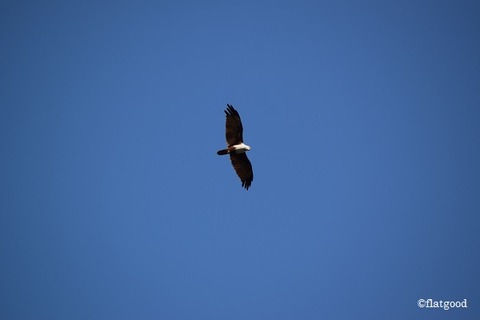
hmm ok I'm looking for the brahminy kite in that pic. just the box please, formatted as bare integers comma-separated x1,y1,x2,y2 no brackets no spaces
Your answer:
217,104,254,190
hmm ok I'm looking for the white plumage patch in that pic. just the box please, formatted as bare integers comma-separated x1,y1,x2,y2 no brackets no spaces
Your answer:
232,143,251,153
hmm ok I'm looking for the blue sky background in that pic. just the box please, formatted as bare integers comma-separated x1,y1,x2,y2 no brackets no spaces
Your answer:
1,1,479,319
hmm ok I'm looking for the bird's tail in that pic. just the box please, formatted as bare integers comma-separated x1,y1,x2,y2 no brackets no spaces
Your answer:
217,149,229,155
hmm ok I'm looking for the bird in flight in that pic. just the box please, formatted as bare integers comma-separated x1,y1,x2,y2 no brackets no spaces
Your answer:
217,104,254,190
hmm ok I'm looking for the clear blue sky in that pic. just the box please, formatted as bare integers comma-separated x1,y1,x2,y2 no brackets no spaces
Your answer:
1,1,479,319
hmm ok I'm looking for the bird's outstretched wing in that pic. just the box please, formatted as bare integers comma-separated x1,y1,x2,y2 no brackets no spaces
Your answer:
224,104,243,146
230,153,253,190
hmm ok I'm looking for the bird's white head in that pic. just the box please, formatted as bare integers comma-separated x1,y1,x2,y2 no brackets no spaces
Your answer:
234,142,251,152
